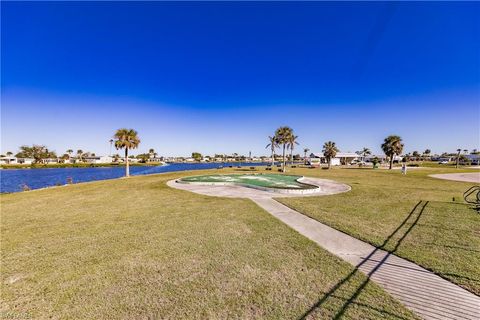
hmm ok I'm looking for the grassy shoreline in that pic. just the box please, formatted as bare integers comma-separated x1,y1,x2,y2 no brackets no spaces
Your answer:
0,162,164,170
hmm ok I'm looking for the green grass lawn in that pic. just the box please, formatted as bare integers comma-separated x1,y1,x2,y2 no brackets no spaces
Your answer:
1,170,417,319
277,166,480,295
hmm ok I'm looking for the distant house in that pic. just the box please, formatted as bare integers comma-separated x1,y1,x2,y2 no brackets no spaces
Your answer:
465,154,480,165
43,158,59,164
364,155,403,163
431,156,453,163
17,158,34,165
309,152,359,166
84,155,114,164
0,156,18,164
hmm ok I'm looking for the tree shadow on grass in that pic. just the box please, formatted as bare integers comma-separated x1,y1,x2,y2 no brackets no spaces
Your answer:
298,200,428,319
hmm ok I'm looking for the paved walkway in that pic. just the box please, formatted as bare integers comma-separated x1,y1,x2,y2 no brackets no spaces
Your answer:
430,172,480,183
167,178,480,320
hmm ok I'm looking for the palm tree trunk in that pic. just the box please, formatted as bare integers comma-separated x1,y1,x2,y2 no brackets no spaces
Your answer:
271,149,275,166
389,155,393,170
125,148,130,177
290,149,293,165
282,144,286,172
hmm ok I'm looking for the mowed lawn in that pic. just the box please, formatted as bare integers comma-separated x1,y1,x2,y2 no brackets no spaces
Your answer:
278,167,480,295
0,170,418,320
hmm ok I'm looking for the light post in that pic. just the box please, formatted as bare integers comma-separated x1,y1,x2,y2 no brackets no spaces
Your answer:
109,139,114,156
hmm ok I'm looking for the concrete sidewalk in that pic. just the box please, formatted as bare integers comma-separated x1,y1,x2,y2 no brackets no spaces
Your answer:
253,198,480,320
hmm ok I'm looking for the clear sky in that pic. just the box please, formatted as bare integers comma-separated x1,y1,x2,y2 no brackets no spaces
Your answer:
1,2,479,157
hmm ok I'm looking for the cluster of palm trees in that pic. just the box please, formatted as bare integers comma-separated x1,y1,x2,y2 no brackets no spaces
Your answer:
265,126,300,172
266,132,408,171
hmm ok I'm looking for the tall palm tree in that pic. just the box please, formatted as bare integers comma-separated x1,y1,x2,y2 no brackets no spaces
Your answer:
303,148,310,164
6,151,13,157
66,149,73,159
275,126,293,172
76,149,84,163
265,135,278,166
381,135,404,170
361,147,371,161
114,128,141,177
288,135,299,165
323,141,339,169
456,148,462,168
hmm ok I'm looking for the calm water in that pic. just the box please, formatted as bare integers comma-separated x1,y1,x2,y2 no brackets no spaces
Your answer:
0,162,269,193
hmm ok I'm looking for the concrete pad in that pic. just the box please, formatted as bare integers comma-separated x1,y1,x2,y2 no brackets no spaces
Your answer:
430,172,480,183
167,177,351,199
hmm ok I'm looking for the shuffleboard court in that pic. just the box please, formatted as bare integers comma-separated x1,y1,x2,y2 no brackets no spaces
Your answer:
173,174,350,196
179,173,316,190
429,172,480,183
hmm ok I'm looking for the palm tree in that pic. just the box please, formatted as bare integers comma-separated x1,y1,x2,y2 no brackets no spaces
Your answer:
76,149,84,163
303,148,310,164
456,148,462,168
275,126,293,172
6,151,13,157
66,149,73,160
423,149,431,160
113,128,141,177
148,148,155,161
381,135,404,169
265,136,278,166
323,141,339,169
288,135,299,165
361,147,371,161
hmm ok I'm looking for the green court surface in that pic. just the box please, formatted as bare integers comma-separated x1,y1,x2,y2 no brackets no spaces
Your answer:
179,174,317,189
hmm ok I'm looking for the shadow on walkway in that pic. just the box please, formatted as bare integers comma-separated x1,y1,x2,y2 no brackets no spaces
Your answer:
298,200,428,319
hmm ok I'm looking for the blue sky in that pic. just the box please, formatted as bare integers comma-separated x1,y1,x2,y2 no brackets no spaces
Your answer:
1,2,479,156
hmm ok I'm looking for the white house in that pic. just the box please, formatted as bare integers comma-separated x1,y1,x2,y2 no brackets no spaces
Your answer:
84,155,114,164
0,156,18,164
43,158,59,164
17,158,34,165
309,152,359,166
